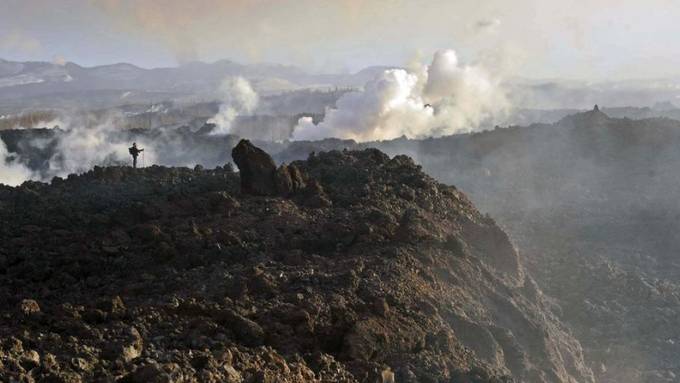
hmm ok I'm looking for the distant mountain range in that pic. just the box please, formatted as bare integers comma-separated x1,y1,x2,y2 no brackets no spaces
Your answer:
0,58,390,112
3,57,680,113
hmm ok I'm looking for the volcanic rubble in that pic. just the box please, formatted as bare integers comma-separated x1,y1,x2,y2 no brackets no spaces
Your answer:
0,140,594,383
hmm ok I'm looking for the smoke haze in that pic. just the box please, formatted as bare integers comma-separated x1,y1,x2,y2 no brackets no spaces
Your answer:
45,114,157,177
4,0,680,80
0,138,33,186
3,2,680,382
0,112,159,185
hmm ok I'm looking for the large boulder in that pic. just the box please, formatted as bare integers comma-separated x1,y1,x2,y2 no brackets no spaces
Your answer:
231,139,278,196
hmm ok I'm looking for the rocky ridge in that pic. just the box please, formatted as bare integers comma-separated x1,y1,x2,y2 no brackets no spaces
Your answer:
0,140,593,382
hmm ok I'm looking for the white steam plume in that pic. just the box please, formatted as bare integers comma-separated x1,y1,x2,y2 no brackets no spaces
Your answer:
293,49,509,142
208,77,259,135
0,138,34,186
44,113,157,178
4,112,158,183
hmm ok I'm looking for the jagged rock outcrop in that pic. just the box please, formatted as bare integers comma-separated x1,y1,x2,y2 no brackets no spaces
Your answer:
275,163,306,197
0,143,593,382
232,139,278,195
232,139,306,198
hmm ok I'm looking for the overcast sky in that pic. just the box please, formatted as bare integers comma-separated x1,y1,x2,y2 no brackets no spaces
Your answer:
2,0,680,80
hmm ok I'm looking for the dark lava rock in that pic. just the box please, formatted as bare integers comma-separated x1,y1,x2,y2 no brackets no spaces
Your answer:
102,326,144,362
217,309,265,347
232,139,278,196
300,179,332,208
275,164,306,197
0,146,594,382
19,299,41,316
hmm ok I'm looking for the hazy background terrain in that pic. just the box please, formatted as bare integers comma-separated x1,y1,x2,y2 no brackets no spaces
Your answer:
4,1,680,382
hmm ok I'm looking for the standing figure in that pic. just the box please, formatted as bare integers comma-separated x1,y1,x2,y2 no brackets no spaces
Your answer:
128,142,144,168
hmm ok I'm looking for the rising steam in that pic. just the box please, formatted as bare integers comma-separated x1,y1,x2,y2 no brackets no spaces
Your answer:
0,139,33,186
207,77,259,135
45,114,155,177
4,113,158,183
292,49,508,142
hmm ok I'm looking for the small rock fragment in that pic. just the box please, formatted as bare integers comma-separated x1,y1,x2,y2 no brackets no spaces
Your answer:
21,350,40,370
20,299,40,316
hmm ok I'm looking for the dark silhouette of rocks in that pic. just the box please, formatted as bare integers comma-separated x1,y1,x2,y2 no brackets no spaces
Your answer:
0,143,594,382
232,140,310,200
232,139,307,198
232,139,278,196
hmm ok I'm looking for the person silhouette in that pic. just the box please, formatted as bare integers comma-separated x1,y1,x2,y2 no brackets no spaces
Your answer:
128,142,144,168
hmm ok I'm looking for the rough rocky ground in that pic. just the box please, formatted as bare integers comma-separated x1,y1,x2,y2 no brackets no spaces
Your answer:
259,109,680,383
0,141,593,382
407,110,680,383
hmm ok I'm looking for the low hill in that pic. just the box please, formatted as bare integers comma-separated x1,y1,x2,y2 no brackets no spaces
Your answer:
0,142,593,382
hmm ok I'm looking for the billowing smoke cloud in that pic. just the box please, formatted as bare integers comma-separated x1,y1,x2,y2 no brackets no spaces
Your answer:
293,49,508,142
0,138,33,186
207,77,259,135
44,113,157,178
0,112,158,184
